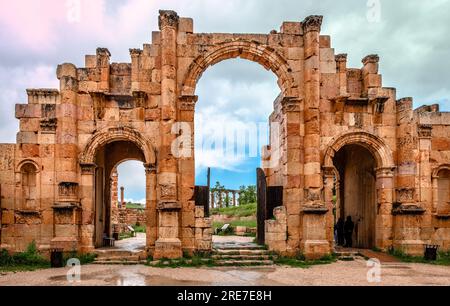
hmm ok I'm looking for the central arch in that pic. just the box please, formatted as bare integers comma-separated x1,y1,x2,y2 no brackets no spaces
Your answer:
183,40,294,248
181,39,296,97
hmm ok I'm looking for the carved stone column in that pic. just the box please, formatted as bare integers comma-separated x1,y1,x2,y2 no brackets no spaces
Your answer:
154,10,183,259
79,163,97,253
281,96,303,254
376,167,395,251
302,15,323,202
323,167,336,247
145,164,158,255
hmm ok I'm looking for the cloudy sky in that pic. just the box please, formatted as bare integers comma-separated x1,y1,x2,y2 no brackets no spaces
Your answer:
1,0,449,203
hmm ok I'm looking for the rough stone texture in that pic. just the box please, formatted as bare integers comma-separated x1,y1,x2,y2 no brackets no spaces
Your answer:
0,11,449,260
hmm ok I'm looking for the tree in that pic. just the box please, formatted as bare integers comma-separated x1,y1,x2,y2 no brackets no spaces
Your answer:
238,185,257,205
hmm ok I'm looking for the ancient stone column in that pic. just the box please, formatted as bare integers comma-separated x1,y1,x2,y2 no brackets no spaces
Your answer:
376,167,395,251
301,15,330,259
145,164,158,254
53,63,79,251
154,10,183,260
210,192,215,210
79,164,96,253
232,191,237,207
218,192,223,209
302,15,323,204
120,187,125,208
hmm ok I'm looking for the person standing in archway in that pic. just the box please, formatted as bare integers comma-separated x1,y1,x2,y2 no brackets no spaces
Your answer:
344,216,355,248
336,217,345,246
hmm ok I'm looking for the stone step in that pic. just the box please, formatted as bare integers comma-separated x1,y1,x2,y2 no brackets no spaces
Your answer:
214,249,271,256
93,260,147,265
94,250,146,259
214,260,274,266
94,255,143,262
213,245,266,251
212,254,275,260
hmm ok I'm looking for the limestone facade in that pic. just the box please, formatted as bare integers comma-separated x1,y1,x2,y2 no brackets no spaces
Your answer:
0,10,449,259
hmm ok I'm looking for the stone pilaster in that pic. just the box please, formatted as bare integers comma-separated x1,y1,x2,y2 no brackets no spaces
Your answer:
155,10,182,259
145,164,158,255
301,15,330,259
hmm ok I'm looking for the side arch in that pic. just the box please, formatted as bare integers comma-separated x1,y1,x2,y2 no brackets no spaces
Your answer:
323,131,395,170
181,39,297,97
432,164,450,178
79,126,156,166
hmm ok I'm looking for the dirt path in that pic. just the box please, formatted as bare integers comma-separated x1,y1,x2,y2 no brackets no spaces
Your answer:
1,259,449,286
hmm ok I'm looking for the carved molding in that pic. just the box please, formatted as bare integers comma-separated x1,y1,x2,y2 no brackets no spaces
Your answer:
157,201,181,211
281,97,301,114
418,124,433,138
376,167,396,178
179,95,199,111
371,96,390,114
40,118,57,133
159,10,179,29
396,188,415,204
58,182,78,202
392,203,425,215
80,163,96,175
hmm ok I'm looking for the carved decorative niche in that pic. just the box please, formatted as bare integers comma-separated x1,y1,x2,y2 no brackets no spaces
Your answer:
58,182,79,203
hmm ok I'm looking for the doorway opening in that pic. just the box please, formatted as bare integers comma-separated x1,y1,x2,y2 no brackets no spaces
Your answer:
333,144,377,249
193,58,279,247
93,140,147,252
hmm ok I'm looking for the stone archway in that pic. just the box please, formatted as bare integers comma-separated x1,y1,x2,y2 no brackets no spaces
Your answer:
178,39,297,249
80,126,156,166
181,39,296,97
78,127,157,253
323,131,395,251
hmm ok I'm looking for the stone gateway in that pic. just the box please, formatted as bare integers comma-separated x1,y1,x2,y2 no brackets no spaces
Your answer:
0,10,449,260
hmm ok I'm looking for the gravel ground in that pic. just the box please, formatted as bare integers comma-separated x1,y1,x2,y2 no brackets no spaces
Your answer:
0,259,449,286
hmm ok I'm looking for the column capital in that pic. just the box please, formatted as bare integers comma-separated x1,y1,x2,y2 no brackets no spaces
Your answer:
144,163,157,174
178,95,198,111
129,48,143,57
376,166,396,178
80,163,97,175
302,15,323,33
281,97,302,114
335,53,348,63
159,10,179,29
362,54,380,65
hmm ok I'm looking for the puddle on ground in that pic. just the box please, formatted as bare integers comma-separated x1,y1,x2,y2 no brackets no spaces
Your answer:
49,271,210,286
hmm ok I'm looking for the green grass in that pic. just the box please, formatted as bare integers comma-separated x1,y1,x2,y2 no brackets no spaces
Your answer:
0,241,51,273
389,249,450,266
274,254,337,268
211,203,257,217
126,203,145,210
213,220,257,237
133,225,146,233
